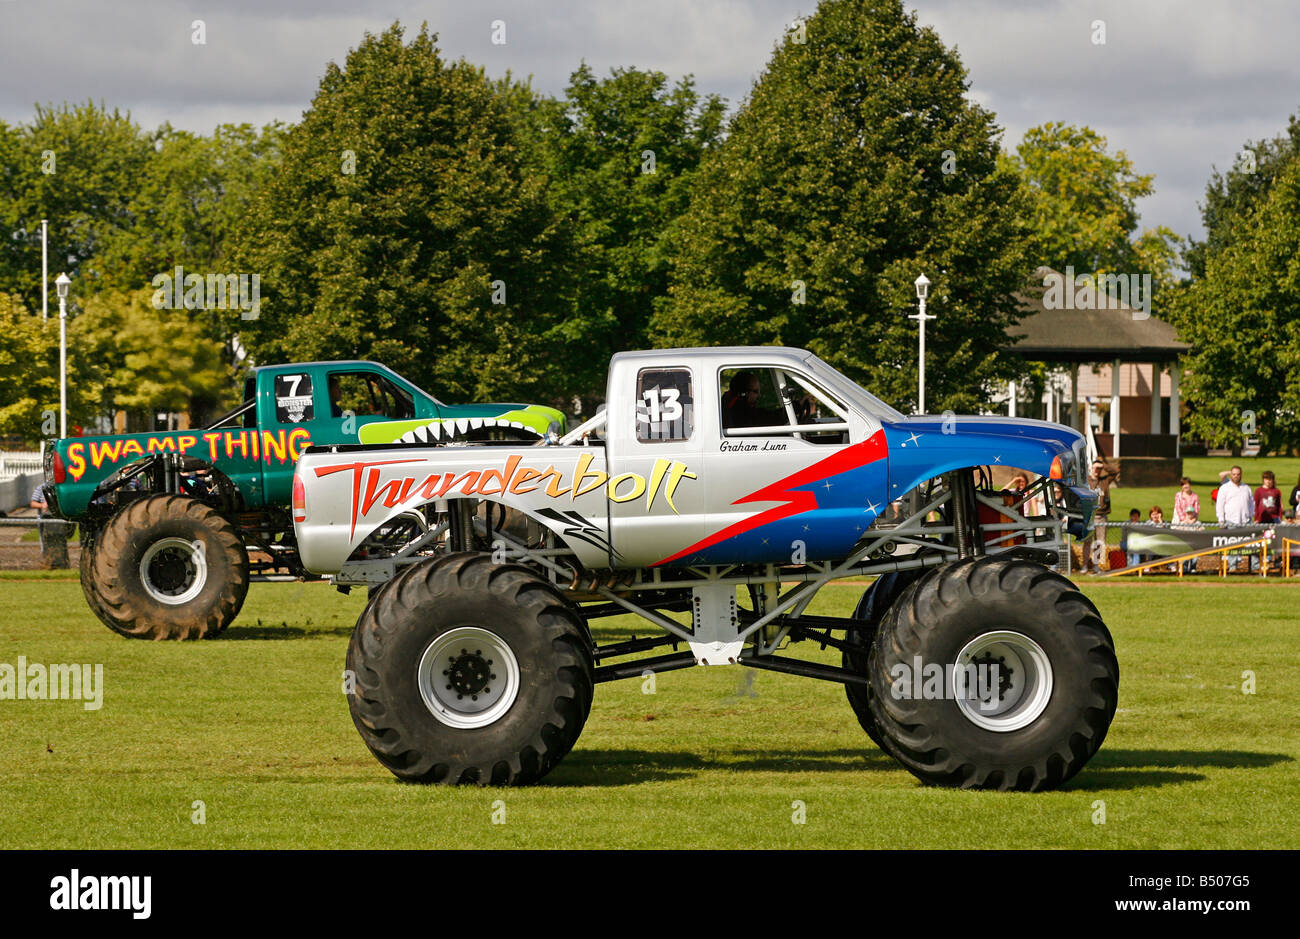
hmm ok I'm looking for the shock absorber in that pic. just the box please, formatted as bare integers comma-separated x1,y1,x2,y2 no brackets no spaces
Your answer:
448,499,478,553
950,468,984,560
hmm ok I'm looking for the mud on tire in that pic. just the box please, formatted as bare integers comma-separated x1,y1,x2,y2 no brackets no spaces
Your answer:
87,494,249,640
346,552,594,785
868,557,1118,791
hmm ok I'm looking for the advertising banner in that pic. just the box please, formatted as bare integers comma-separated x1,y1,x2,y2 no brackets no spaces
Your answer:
1121,523,1299,557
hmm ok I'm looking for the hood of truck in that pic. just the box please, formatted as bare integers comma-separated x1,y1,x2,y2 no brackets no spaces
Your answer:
887,414,1083,449
357,403,566,445
881,414,1086,500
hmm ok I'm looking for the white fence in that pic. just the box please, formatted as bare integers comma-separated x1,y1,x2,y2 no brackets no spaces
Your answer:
0,451,42,480
0,472,43,514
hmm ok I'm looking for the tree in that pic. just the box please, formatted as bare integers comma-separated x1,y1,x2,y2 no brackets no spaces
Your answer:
0,102,154,311
0,293,60,441
52,289,234,432
93,123,285,293
516,64,725,405
0,292,112,443
1183,115,1300,279
232,24,569,404
1009,123,1174,274
1170,154,1300,452
651,0,1035,414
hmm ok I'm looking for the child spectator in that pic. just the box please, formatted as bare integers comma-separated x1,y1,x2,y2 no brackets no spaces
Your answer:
1121,508,1142,567
1173,477,1200,524
1255,471,1283,524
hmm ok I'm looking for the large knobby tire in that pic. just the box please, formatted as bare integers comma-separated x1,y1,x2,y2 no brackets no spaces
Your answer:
868,557,1118,791
78,535,121,632
88,495,249,640
842,571,922,750
346,552,594,785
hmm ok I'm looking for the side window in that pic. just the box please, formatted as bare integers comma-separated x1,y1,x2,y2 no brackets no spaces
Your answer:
720,367,849,445
274,373,315,424
376,375,415,419
327,372,415,420
636,368,694,442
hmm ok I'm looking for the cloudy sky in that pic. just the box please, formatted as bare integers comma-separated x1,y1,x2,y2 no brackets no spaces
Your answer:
2,0,1297,242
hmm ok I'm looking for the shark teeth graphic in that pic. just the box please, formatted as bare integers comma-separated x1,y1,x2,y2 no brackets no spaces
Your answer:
393,417,545,445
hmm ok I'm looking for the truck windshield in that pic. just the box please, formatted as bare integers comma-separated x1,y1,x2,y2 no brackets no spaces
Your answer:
802,353,905,422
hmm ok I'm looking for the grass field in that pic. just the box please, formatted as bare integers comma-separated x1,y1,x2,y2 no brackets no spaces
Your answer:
0,571,1297,849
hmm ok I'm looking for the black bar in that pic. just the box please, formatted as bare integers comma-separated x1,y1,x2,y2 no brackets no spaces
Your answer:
593,634,681,660
740,652,869,686
594,651,696,683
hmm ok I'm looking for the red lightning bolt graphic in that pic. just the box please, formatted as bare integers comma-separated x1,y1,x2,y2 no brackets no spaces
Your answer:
653,429,888,566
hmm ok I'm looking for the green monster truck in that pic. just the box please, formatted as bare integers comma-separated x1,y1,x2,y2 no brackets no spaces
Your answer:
43,360,564,640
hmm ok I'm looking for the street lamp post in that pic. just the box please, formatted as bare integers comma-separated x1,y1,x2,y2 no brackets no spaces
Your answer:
41,219,48,323
909,273,933,414
56,272,70,438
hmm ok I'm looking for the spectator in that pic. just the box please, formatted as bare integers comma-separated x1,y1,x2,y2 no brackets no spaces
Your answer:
1002,473,1043,516
1172,477,1201,574
1216,466,1254,526
1148,505,1180,572
1216,465,1254,571
1084,459,1118,573
29,483,49,553
1289,473,1300,517
1121,508,1142,567
1254,470,1283,524
1173,477,1200,524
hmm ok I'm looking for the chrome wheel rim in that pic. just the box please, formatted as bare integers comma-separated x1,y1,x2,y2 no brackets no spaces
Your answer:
139,538,208,605
416,627,520,729
952,630,1053,732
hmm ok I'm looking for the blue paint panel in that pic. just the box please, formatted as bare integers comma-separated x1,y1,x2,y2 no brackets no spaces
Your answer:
676,458,889,565
882,418,1079,503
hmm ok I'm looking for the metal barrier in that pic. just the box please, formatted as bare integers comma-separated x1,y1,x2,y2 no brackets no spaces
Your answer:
0,517,74,528
1103,536,1275,578
1285,539,1300,578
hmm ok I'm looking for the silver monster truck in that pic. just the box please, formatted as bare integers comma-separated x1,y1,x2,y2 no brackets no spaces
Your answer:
294,347,1117,790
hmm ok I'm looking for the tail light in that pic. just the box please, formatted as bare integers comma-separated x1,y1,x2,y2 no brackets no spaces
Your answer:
292,475,306,523
51,450,66,484
1048,455,1066,480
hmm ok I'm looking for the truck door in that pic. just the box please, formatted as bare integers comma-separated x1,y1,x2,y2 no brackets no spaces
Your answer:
681,363,887,566
318,368,420,441
606,365,708,567
257,370,320,505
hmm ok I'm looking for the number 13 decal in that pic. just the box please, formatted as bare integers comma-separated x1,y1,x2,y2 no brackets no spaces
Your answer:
640,388,682,423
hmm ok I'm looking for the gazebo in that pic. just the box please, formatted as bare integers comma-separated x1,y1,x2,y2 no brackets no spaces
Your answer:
1003,270,1190,486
